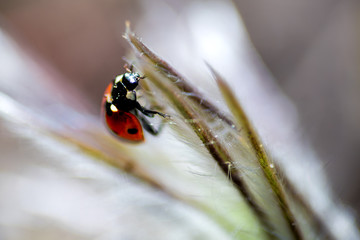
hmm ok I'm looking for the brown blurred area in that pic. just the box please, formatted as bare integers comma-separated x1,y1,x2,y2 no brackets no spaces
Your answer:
0,0,359,219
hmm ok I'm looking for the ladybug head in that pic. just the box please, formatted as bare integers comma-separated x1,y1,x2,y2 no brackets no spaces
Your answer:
122,72,141,90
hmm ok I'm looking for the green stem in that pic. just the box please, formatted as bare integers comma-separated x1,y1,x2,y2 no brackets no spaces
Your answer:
209,65,303,240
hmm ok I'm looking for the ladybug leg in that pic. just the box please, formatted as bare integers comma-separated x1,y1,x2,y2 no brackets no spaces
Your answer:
137,113,162,135
135,101,169,118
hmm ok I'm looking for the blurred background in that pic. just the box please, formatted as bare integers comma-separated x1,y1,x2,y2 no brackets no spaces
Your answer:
0,0,359,225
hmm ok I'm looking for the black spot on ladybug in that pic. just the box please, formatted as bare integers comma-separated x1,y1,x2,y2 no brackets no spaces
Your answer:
127,128,138,134
105,102,113,116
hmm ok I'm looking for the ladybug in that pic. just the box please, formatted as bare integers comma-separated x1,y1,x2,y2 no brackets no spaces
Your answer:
102,65,167,142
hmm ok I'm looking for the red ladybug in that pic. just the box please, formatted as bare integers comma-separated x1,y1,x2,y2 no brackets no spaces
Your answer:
102,65,167,142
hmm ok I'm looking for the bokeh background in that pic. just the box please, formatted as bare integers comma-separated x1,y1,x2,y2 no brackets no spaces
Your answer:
0,0,359,223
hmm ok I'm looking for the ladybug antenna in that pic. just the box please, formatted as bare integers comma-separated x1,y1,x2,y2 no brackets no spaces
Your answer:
124,63,133,73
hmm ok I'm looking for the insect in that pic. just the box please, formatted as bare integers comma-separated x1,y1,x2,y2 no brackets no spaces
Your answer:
102,65,167,142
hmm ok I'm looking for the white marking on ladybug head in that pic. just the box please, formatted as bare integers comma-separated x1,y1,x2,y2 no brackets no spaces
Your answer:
114,75,123,84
